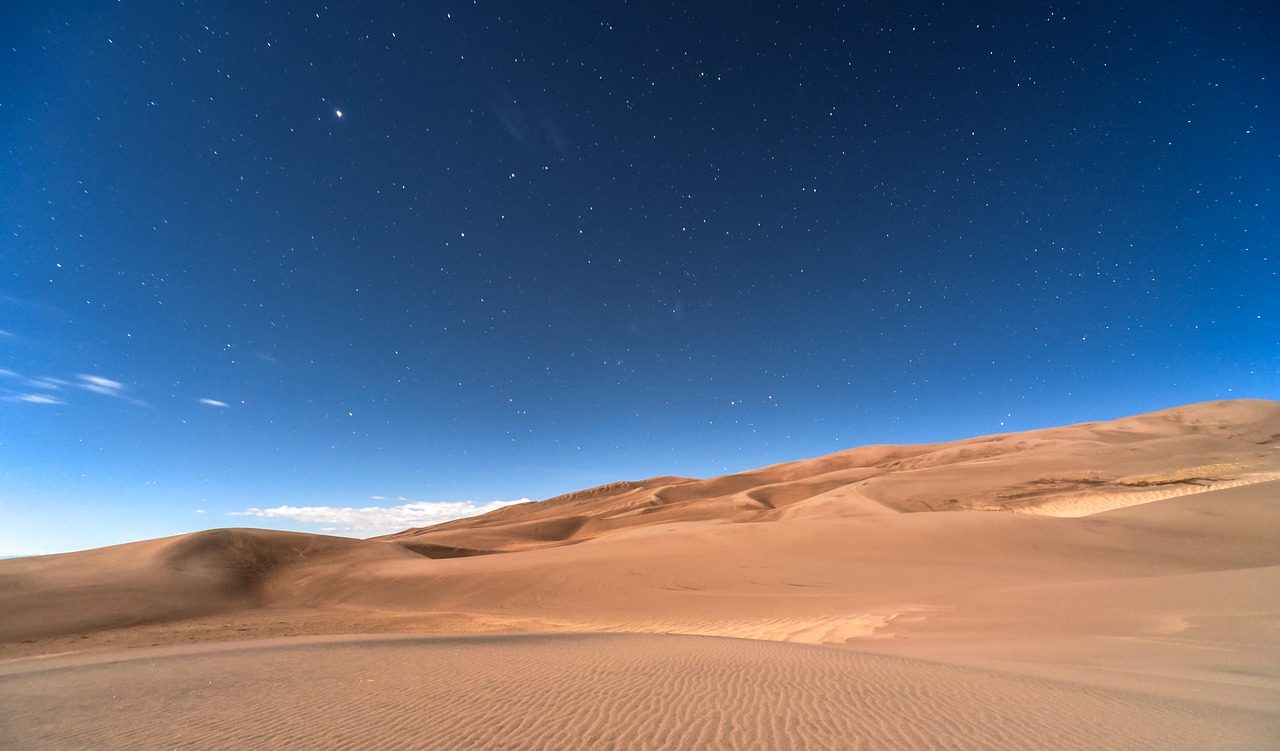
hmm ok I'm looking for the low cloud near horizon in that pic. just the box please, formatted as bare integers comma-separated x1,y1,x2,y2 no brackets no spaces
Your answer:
230,498,529,534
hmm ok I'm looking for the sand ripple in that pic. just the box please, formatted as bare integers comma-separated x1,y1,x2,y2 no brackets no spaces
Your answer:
2,633,1271,751
558,611,923,644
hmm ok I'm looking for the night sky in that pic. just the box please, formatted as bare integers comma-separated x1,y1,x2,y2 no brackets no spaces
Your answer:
3,1,1277,556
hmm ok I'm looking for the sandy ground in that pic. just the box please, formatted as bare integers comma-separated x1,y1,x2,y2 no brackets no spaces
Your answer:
2,399,1278,749
3,633,1274,751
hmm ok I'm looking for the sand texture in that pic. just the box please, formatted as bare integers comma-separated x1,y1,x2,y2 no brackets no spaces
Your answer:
2,398,1278,749
3,633,1273,751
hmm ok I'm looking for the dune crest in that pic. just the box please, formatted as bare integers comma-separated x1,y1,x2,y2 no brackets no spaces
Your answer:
382,398,1280,550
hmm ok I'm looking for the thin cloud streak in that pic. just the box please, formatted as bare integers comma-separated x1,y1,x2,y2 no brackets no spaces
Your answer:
76,374,126,396
75,374,146,405
28,376,68,390
14,393,65,405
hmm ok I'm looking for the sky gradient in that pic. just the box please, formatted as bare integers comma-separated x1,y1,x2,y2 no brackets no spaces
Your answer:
3,1,1277,556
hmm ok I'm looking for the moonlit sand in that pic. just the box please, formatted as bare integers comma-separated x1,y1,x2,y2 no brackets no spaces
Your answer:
2,399,1278,749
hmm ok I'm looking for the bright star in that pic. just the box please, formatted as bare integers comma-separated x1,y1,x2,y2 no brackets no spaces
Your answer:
335,109,343,118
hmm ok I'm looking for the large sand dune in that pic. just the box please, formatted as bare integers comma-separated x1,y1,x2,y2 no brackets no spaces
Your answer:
2,399,1278,748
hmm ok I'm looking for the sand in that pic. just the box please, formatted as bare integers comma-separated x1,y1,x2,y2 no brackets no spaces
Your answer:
3,633,1273,751
2,398,1278,749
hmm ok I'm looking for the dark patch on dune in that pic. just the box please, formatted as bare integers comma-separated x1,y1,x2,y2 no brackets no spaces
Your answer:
394,542,496,559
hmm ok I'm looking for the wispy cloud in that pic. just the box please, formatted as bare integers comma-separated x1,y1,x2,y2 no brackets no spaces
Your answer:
198,398,231,408
1,370,63,404
28,376,68,390
230,498,529,534
1,369,146,406
75,374,146,405
15,393,64,405
76,374,126,396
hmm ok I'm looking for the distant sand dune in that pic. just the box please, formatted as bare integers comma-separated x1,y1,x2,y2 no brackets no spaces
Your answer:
383,399,1280,550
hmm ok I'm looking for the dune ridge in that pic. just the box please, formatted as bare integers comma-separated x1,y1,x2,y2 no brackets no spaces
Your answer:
382,398,1280,551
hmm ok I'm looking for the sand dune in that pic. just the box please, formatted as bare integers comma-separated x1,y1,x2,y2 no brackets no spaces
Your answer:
383,398,1280,550
0,528,422,645
1,399,1278,749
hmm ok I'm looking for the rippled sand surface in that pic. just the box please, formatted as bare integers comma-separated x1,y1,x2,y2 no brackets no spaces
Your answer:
4,633,1274,751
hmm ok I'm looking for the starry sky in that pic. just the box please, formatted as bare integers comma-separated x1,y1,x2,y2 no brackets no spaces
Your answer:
2,1,1277,556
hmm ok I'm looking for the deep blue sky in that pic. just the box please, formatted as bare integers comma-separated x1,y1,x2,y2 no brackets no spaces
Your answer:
3,1,1277,555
